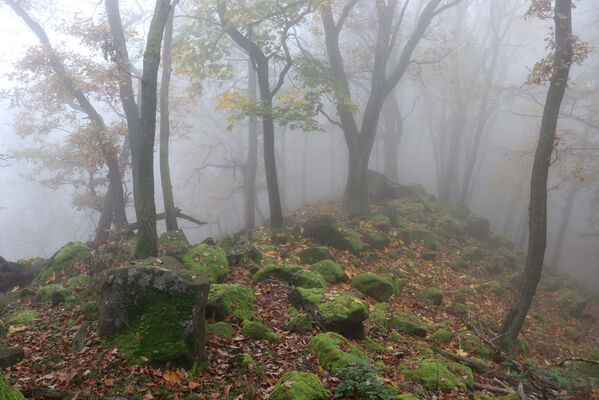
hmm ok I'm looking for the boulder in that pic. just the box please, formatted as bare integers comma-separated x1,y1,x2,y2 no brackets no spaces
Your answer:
99,265,210,367
0,346,24,369
159,230,191,261
183,244,229,283
297,247,332,265
252,264,303,284
0,257,42,292
268,372,331,400
207,321,234,340
466,214,490,239
0,370,25,399
463,246,486,262
390,312,427,338
367,213,391,232
286,307,314,333
351,272,394,302
308,332,367,370
303,215,364,254
206,284,255,322
420,286,443,306
290,288,368,339
398,358,473,391
361,229,389,250
32,242,91,285
366,170,413,202
448,202,470,220
241,320,280,343
310,260,347,283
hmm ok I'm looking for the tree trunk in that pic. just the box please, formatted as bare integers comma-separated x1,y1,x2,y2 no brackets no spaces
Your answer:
133,0,171,258
439,100,467,205
301,133,309,202
244,32,258,230
342,141,372,217
497,0,573,354
383,95,402,181
550,185,577,270
261,97,284,229
159,0,179,232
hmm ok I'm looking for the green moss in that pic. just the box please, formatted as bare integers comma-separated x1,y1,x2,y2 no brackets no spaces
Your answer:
361,229,389,250
310,260,346,283
106,292,195,365
338,225,365,254
0,321,5,336
303,215,364,254
397,395,422,400
241,320,280,343
391,313,427,338
463,246,486,262
556,288,578,307
287,307,314,333
364,337,390,354
8,310,40,325
564,326,581,340
64,274,92,289
81,301,98,318
293,271,327,289
370,302,390,334
252,264,303,284
517,336,530,356
269,372,331,400
351,272,394,302
488,281,506,297
368,213,391,232
579,348,599,378
388,331,403,341
421,286,443,306
421,251,438,260
429,329,451,344
318,294,369,333
297,247,332,265
308,332,367,371
439,215,465,238
398,205,425,223
399,358,473,391
0,371,26,399
207,321,235,340
450,260,470,271
35,284,65,302
399,228,440,250
448,203,469,220
183,244,229,283
241,352,254,368
33,242,91,284
208,284,255,322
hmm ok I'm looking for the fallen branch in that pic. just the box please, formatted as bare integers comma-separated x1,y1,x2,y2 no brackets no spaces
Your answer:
19,388,73,399
557,357,599,366
473,382,515,395
517,382,527,400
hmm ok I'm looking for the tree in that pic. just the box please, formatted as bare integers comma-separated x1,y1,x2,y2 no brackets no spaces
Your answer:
496,0,579,354
319,0,459,217
4,0,129,241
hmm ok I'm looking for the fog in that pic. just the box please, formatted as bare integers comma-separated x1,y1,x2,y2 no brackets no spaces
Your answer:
0,0,597,291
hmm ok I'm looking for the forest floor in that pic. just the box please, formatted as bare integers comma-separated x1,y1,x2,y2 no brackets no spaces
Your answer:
1,193,598,400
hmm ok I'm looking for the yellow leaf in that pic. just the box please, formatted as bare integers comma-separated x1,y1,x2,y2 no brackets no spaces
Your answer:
8,324,27,333
9,286,19,293
45,272,56,284
456,349,468,357
352,298,362,304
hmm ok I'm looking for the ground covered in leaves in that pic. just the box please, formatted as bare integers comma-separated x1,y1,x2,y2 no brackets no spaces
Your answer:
1,193,598,400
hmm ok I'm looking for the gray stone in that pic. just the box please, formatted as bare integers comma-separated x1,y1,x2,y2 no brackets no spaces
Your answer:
0,346,24,369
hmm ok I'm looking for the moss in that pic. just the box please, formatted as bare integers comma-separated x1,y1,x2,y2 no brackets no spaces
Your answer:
303,215,364,254
293,271,327,289
310,260,346,283
517,336,530,356
429,329,451,344
207,321,235,340
8,310,40,325
368,213,391,232
297,247,332,265
351,272,394,302
391,313,427,338
183,244,229,283
0,371,26,400
399,228,440,250
106,291,195,366
318,294,369,333
338,225,365,254
556,288,578,307
579,348,599,378
397,205,425,223
448,203,469,220
308,332,367,371
421,251,438,260
81,301,98,318
564,326,581,340
489,248,516,273
0,321,5,336
241,320,280,343
252,264,303,284
208,284,255,322
35,284,66,302
463,246,486,262
33,242,91,284
450,260,470,271
287,307,314,333
269,372,331,400
399,358,473,391
64,274,92,289
364,337,390,354
388,331,403,341
439,215,465,238
370,302,390,334
397,395,422,400
361,229,389,250
488,281,506,297
421,286,443,306
241,353,254,368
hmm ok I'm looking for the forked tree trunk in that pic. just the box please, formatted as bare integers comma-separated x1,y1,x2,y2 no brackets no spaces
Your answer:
159,0,179,232
497,0,573,354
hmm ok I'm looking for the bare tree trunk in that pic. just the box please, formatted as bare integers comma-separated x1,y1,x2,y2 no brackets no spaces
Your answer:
383,95,403,181
159,0,179,232
497,0,573,354
133,0,171,258
439,99,466,205
302,133,309,202
550,185,577,270
244,31,258,230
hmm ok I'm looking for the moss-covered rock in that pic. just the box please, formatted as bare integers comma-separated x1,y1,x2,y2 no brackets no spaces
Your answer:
391,313,427,338
310,260,347,284
351,272,394,302
399,228,440,250
33,242,91,285
361,229,390,250
421,286,443,306
308,332,367,371
207,321,234,340
268,372,331,400
439,215,465,239
8,310,39,325
206,284,254,322
183,244,229,283
252,264,303,284
370,302,390,334
368,213,391,232
466,214,490,238
463,246,486,262
303,215,364,254
159,230,191,261
448,203,470,220
287,307,314,333
293,271,327,289
99,265,210,367
398,358,473,391
429,329,452,344
297,247,332,265
397,204,426,223
0,370,26,400
290,288,369,339
421,251,438,261
241,320,280,343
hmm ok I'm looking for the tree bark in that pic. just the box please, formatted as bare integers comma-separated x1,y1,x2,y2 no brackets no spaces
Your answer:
244,28,258,230
549,185,577,270
159,0,179,232
382,95,403,182
497,0,573,354
133,0,171,258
